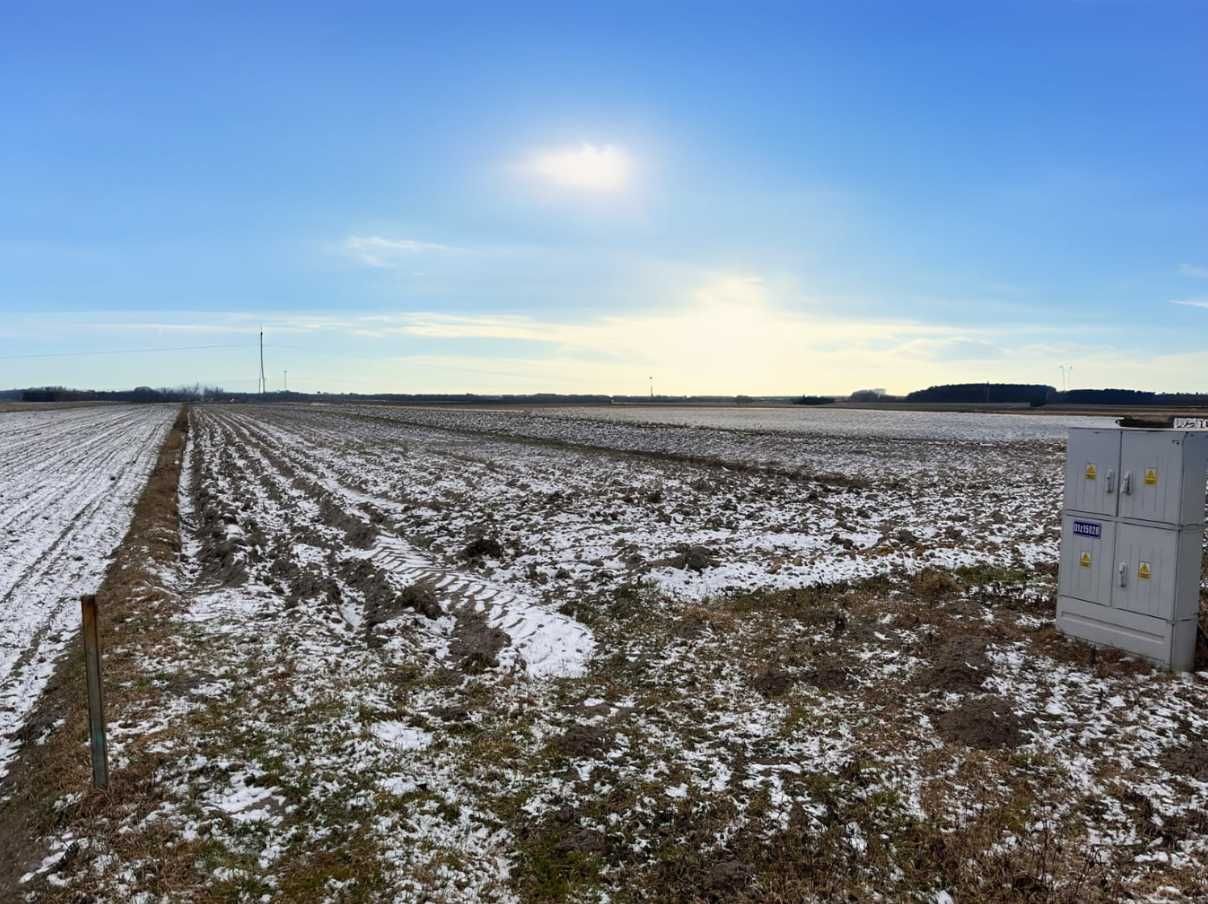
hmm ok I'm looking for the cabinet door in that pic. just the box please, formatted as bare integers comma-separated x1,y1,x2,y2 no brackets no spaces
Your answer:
1058,515,1116,607
1110,521,1178,619
1118,432,1186,525
1064,429,1121,517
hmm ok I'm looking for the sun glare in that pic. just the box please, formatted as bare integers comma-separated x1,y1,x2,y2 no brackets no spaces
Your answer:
525,142,631,193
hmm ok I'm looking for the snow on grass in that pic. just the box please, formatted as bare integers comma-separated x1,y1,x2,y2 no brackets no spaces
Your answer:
370,720,432,751
21,403,1208,902
0,404,175,780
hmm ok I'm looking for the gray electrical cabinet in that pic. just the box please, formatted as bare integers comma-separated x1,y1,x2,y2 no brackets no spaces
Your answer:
1056,428,1208,670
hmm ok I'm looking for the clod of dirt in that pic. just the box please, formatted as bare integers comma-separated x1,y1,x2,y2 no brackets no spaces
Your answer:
803,662,851,691
1158,742,1208,781
337,558,429,634
558,825,607,857
432,704,470,723
398,582,441,620
522,805,609,860
752,667,793,698
363,579,442,628
674,544,716,572
829,533,856,550
317,497,378,549
284,565,341,609
197,526,248,586
703,860,754,899
551,724,611,759
916,635,991,694
461,534,504,560
911,568,960,600
448,611,508,673
935,696,1031,750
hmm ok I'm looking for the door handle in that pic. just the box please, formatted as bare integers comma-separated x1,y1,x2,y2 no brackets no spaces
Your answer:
1118,562,1128,587
1105,470,1115,494
1121,471,1133,495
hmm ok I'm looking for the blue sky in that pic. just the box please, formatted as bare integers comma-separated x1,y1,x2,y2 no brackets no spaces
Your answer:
2,2,1206,394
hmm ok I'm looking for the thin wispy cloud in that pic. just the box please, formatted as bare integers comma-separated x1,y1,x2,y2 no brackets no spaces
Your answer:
341,235,456,268
1171,298,1208,309
6,287,1204,394
1179,263,1208,279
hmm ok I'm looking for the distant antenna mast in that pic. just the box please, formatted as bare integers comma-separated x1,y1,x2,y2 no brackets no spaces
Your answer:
1059,363,1074,393
259,329,266,395
283,370,288,392
649,376,653,399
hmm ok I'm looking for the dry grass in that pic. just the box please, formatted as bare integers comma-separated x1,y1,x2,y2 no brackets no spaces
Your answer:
451,570,1208,903
0,405,190,897
4,408,1206,901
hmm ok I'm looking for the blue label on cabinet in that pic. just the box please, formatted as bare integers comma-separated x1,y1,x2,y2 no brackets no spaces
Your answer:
1072,520,1102,539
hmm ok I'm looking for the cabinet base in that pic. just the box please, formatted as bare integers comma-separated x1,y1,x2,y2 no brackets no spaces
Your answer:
1056,596,1196,671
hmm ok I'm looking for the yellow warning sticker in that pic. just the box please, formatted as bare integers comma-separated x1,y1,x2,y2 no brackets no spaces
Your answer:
1138,561,1152,580
1144,468,1158,486
1079,552,1092,568
1085,463,1097,479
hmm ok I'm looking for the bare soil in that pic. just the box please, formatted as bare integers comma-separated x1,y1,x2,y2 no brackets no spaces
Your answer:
934,695,1033,750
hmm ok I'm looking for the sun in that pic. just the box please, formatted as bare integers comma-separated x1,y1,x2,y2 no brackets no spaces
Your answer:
524,142,631,193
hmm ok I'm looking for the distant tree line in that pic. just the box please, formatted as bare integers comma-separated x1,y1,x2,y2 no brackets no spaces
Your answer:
906,383,1056,404
1061,388,1208,406
906,384,1208,406
18,385,225,403
848,388,891,402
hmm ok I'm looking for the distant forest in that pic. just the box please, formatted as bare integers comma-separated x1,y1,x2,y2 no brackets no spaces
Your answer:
906,383,1208,406
906,384,1056,404
7,386,622,405
11,385,225,403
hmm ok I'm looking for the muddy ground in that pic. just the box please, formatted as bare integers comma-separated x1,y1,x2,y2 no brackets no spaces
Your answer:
4,403,1207,903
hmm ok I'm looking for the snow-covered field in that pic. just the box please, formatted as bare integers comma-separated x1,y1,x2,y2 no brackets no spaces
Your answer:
0,404,175,779
15,403,1208,902
248,402,1076,602
531,403,1115,441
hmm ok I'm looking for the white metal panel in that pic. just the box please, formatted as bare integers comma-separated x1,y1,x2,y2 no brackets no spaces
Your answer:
1063,429,1121,517
1118,431,1189,525
1178,432,1208,528
1057,514,1115,607
1111,521,1179,619
1173,527,1205,621
1056,596,1196,670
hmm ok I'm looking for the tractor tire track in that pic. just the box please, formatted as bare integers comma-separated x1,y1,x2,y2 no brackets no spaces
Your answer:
197,407,594,678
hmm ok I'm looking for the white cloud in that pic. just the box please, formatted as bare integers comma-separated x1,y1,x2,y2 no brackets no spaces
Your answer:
522,143,631,193
1170,298,1208,309
1179,263,1208,279
341,235,455,268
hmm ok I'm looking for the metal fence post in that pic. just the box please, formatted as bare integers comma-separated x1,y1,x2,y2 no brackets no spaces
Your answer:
80,594,109,789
